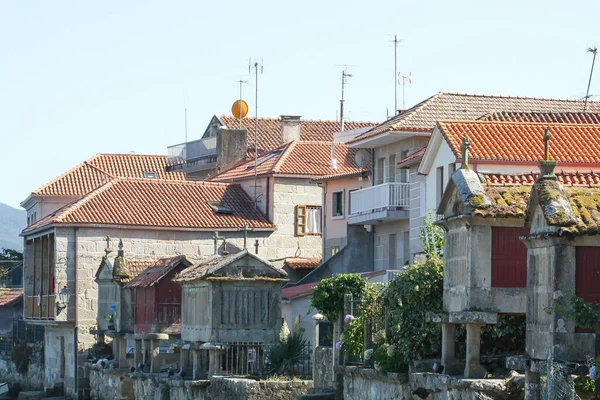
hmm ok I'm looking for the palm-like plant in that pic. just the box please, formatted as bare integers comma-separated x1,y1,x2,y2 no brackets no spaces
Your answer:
267,320,308,376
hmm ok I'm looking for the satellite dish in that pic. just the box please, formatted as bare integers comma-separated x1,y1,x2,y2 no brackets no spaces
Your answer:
354,149,371,169
231,100,249,120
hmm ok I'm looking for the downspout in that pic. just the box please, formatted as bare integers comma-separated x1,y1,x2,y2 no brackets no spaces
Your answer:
74,227,79,398
265,177,271,221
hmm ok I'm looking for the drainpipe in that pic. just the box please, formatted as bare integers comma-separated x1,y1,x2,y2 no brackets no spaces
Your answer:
74,227,79,398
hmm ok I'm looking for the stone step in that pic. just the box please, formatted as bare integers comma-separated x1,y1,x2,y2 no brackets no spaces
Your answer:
297,392,335,400
17,391,47,400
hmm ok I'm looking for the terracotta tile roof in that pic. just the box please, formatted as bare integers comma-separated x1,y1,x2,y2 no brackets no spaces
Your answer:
438,121,600,164
284,258,321,271
397,147,427,168
218,115,377,155
22,178,274,234
483,171,600,187
481,111,600,124
32,154,186,197
125,260,158,282
0,288,23,307
311,170,369,182
124,256,192,288
282,281,320,300
209,141,364,182
350,92,600,144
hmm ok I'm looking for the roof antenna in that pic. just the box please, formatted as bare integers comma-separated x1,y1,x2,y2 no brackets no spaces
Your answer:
236,78,249,129
332,68,352,170
390,35,403,114
183,91,188,143
400,73,412,111
249,58,264,209
584,47,598,112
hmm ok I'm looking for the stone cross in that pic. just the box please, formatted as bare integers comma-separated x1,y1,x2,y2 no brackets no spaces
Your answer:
212,231,224,255
543,128,551,161
237,223,255,250
254,240,259,255
103,236,112,257
460,137,471,169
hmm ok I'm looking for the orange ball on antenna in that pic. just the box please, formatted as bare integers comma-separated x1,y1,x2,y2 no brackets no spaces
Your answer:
232,100,248,120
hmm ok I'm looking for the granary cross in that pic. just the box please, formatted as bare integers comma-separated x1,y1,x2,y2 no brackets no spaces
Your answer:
543,128,551,161
212,231,225,255
237,223,255,250
103,236,112,257
460,137,471,169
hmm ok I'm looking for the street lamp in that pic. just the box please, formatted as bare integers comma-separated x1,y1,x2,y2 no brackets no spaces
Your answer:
56,286,70,315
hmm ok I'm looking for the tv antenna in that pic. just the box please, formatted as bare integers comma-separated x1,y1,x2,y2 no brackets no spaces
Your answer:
584,47,598,112
399,73,412,111
249,58,264,209
236,77,249,129
390,35,403,114
331,67,353,170
183,91,188,143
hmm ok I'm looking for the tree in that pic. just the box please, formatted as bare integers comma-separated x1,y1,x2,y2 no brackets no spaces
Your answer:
0,248,23,285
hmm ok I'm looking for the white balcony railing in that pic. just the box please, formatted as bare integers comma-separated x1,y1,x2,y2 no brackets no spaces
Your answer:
167,136,217,165
350,183,410,215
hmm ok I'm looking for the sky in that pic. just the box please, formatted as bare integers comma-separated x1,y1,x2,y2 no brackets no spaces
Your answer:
1,0,600,208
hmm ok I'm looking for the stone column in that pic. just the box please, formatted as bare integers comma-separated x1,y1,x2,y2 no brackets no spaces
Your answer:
312,313,324,380
180,344,191,376
464,323,486,378
142,339,150,367
150,339,161,373
118,338,128,369
525,369,541,400
207,347,220,377
192,348,201,380
133,339,142,368
441,324,461,375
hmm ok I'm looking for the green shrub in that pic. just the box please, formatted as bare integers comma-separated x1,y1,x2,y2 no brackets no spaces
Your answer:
311,273,367,322
266,320,308,376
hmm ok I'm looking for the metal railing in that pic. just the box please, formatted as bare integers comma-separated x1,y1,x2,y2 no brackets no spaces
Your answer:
349,183,410,215
217,341,312,378
167,136,217,165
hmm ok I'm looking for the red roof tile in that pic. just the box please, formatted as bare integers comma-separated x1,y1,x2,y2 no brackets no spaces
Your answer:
350,92,600,144
22,178,274,234
481,111,600,124
282,281,320,300
397,147,427,168
32,154,185,197
482,171,600,187
438,121,600,165
0,288,23,307
210,141,364,181
219,115,377,155
124,256,192,288
284,258,321,271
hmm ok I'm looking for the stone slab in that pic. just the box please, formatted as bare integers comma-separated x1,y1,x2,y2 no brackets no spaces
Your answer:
426,311,498,324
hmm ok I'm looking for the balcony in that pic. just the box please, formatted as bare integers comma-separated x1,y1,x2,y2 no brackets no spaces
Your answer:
25,294,55,320
348,183,410,225
167,137,217,172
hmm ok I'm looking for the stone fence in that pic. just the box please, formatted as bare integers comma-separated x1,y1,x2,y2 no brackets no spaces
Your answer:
88,364,312,400
0,342,44,395
338,366,525,400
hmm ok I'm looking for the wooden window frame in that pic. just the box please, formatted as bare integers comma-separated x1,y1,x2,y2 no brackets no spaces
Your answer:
296,204,322,236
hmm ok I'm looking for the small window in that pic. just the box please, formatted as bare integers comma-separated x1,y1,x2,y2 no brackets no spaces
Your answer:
144,172,158,179
436,166,444,207
247,150,283,170
296,205,322,236
208,201,232,214
332,191,344,217
27,216,30,226
331,246,339,256
375,158,385,185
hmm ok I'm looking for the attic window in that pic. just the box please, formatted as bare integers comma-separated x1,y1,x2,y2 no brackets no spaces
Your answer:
247,150,282,170
144,172,158,179
208,201,233,214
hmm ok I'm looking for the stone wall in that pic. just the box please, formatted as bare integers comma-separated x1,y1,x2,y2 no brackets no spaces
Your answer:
89,367,134,400
0,343,44,394
313,347,334,391
339,367,524,400
206,377,312,400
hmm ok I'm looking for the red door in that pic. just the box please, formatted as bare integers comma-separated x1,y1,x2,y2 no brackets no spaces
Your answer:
491,227,528,288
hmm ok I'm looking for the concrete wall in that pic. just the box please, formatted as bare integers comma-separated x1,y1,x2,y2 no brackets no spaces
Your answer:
296,224,373,285
322,176,368,261
281,295,313,345
217,129,248,174
374,219,410,271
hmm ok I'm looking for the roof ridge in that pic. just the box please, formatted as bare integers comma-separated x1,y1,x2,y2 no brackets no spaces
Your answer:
83,160,115,179
219,114,377,124
109,177,233,187
440,92,600,103
271,141,297,173
53,179,118,223
31,157,105,195
94,153,169,158
438,120,600,128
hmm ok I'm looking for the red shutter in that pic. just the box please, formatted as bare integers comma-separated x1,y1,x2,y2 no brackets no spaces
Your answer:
491,227,528,288
575,247,600,332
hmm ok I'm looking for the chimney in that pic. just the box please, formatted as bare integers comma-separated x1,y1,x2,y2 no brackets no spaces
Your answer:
280,115,302,145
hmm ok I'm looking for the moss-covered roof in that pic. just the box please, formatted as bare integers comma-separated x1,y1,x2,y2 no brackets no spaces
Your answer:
473,172,600,235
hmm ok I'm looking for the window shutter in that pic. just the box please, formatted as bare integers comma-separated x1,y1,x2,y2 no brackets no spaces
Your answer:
296,205,307,236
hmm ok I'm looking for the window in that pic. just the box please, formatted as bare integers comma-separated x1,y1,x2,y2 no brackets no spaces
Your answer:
348,189,358,215
296,205,322,236
403,231,410,265
375,158,385,185
27,216,30,226
247,150,283,170
143,171,158,179
386,155,396,183
332,191,344,217
436,166,444,207
331,246,339,257
448,163,456,179
208,201,232,214
389,233,397,269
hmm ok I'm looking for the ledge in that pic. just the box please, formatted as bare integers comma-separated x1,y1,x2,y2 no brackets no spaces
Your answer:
426,311,498,324
336,366,409,384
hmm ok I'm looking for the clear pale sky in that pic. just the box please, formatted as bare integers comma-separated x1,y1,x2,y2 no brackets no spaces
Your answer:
1,1,599,208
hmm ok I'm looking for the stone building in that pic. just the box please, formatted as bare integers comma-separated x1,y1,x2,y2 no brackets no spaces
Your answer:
166,114,377,179
174,249,288,378
21,176,274,399
209,140,367,269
